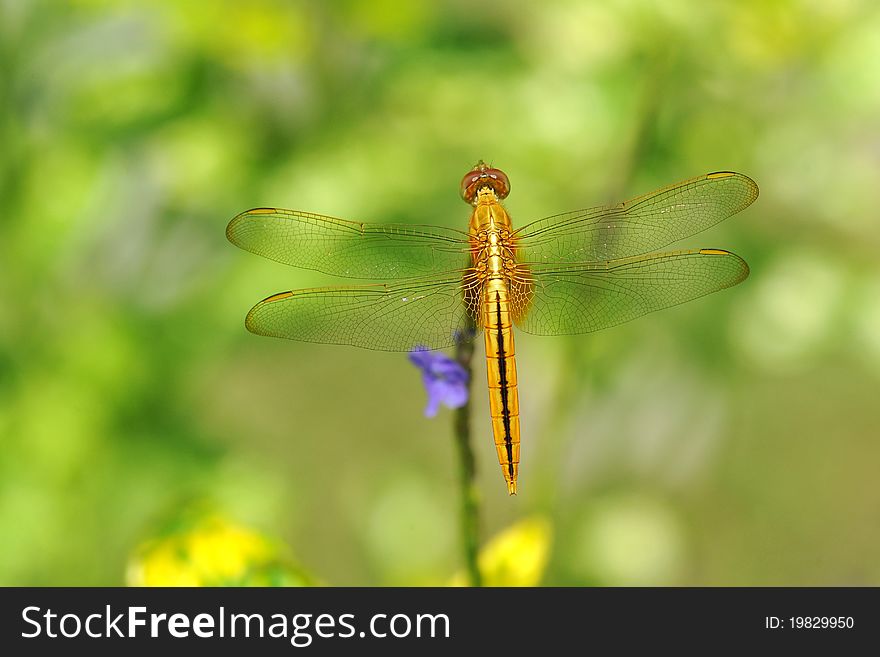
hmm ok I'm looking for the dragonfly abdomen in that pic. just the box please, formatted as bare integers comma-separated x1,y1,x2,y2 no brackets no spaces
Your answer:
483,278,521,495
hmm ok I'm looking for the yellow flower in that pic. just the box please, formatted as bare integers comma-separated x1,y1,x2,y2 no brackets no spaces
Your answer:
450,517,552,587
127,513,314,587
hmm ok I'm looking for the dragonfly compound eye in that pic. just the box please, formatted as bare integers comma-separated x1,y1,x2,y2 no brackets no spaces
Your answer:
460,160,511,204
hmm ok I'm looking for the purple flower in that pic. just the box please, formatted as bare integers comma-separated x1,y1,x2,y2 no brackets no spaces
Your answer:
408,347,469,417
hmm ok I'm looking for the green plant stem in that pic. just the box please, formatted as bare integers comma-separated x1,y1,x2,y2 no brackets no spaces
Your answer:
454,328,482,587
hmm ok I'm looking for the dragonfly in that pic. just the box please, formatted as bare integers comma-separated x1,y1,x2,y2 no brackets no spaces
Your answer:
227,162,758,495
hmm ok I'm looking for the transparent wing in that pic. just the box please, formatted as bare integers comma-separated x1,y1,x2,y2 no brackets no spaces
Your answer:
514,172,758,264
227,208,472,279
245,272,483,352
510,249,748,336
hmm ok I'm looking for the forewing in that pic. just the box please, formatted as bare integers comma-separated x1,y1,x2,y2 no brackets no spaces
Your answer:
245,273,483,351
227,208,472,279
511,249,748,336
514,172,758,263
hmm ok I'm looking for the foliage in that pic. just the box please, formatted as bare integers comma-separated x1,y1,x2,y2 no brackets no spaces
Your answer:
1,0,879,585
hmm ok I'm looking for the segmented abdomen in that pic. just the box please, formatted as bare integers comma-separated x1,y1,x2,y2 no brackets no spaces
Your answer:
483,277,520,495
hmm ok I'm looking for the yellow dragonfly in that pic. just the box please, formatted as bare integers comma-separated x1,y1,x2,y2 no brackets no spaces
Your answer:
227,162,758,495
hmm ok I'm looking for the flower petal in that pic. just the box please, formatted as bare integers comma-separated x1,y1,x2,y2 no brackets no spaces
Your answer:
409,347,469,417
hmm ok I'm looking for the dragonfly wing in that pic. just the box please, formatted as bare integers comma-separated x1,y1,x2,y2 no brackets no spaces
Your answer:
227,208,472,279
245,273,483,351
514,172,758,263
511,249,748,336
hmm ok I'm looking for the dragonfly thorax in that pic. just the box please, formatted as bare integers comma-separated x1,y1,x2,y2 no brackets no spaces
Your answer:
468,189,514,238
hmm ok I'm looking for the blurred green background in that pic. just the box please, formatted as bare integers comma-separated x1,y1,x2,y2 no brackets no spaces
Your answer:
2,0,879,586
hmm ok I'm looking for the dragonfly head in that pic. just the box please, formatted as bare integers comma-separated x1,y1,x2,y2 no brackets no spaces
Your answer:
460,160,510,205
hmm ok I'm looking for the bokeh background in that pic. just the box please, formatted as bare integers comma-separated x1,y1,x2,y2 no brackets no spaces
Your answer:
2,0,879,586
